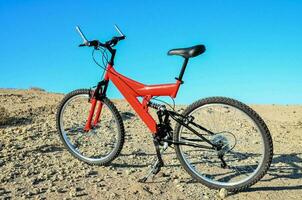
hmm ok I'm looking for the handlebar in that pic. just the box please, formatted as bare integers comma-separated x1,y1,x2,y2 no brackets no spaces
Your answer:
76,25,126,50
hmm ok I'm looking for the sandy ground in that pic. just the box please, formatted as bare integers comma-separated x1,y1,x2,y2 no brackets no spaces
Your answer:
0,89,301,199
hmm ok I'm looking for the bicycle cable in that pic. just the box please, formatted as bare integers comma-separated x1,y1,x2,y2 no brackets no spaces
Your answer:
92,48,109,79
91,48,142,97
151,96,176,111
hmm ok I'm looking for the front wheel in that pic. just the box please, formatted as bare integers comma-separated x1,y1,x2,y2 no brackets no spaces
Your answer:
174,97,273,192
56,89,125,165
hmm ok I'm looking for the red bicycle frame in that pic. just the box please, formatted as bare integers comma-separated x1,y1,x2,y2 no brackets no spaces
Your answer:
84,64,182,134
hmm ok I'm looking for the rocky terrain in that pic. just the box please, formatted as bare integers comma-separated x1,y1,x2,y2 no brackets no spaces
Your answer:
0,88,301,199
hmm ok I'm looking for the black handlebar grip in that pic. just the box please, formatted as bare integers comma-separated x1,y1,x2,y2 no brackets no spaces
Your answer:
79,44,86,47
89,40,99,47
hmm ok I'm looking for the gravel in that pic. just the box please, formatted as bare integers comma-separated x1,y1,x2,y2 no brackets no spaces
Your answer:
0,89,301,199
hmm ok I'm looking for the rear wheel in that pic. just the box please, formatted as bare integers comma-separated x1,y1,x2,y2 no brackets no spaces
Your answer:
174,97,273,192
56,89,125,165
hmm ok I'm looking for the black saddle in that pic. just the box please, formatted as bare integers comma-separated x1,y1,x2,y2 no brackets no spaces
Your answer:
167,45,206,59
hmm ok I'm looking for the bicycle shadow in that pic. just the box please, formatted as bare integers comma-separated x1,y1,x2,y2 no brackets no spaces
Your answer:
120,111,136,120
112,152,302,193
244,153,302,192
111,151,181,168
0,116,33,128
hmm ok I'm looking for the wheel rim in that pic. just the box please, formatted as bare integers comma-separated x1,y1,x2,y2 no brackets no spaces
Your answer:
178,103,265,187
59,94,120,163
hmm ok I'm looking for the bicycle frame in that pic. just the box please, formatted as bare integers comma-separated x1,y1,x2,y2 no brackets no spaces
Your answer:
84,64,182,134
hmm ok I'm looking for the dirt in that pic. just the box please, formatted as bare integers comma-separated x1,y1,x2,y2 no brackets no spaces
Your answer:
0,89,301,199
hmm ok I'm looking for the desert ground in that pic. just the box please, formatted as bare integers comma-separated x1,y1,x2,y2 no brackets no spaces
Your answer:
0,88,301,199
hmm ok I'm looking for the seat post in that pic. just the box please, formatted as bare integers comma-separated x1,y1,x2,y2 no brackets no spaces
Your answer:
176,58,189,84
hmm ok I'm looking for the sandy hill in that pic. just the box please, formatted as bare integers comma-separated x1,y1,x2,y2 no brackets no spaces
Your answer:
0,89,301,199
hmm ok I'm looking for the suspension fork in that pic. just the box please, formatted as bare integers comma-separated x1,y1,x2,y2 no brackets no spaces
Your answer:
84,80,109,131
84,97,97,131
93,101,103,126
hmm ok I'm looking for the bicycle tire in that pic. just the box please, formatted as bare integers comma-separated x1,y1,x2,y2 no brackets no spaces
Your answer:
56,89,125,165
174,97,273,192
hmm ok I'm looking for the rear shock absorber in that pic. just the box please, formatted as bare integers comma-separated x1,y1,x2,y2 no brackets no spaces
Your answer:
148,101,166,111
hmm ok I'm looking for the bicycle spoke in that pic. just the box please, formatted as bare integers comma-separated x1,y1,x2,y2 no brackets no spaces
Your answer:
58,92,122,164
176,101,267,187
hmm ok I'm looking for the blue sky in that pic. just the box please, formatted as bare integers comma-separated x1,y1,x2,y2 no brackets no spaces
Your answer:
0,0,301,104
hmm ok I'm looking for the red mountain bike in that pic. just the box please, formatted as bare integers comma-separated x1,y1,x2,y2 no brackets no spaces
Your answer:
56,25,273,192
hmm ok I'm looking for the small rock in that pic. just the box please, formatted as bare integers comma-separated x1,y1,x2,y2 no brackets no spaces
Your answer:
96,178,103,182
0,188,7,195
22,127,27,133
70,187,83,192
57,187,67,193
31,178,39,185
0,159,5,166
58,174,65,181
87,170,98,177
158,172,170,178
50,186,57,192
69,188,77,197
253,140,259,144
173,179,180,184
176,184,185,192
32,187,40,195
14,144,24,150
125,169,135,175
69,187,83,197
218,188,228,199
25,191,34,197
110,192,117,199
24,169,31,176
115,171,122,175
172,174,179,179
97,182,105,187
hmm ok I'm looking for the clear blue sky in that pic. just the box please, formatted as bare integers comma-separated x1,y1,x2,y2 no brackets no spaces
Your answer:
0,0,301,104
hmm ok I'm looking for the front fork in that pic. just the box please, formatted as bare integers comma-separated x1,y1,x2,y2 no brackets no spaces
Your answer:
84,80,109,131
